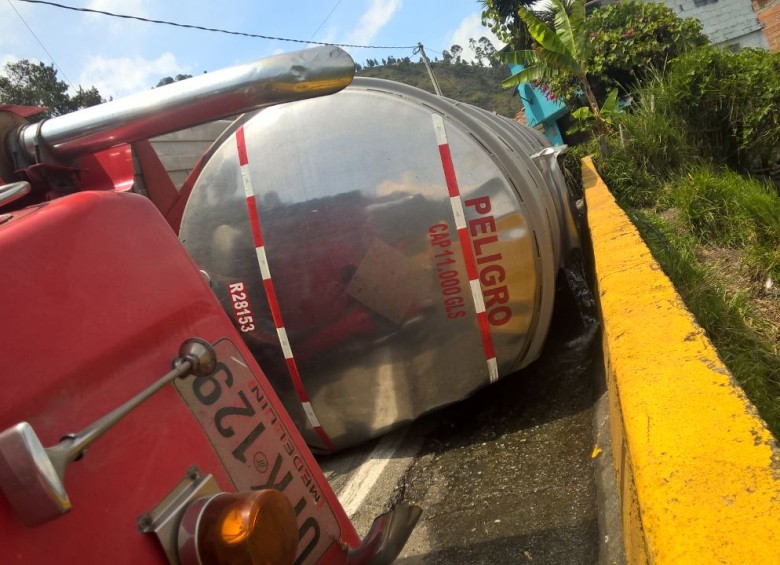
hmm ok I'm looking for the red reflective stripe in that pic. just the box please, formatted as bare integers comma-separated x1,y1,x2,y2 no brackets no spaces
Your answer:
285,357,309,400
457,227,479,280
437,144,460,198
263,279,284,328
476,312,495,359
245,195,264,248
434,118,497,382
314,426,336,451
236,126,249,166
236,129,335,450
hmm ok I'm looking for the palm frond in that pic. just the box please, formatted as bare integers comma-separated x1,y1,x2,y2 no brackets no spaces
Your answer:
499,49,542,67
516,8,569,57
535,44,581,75
501,61,560,88
551,0,578,60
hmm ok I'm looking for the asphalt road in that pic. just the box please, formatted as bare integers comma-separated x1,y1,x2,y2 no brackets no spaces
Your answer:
320,266,603,564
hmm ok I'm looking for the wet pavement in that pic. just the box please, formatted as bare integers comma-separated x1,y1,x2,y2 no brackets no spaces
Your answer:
321,266,603,564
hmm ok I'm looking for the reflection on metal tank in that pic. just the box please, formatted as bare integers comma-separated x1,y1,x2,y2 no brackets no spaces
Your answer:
180,78,579,452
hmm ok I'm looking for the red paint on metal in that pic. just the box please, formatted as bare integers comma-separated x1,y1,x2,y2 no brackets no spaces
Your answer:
457,227,479,281
236,125,249,166
131,139,180,214
78,144,135,193
163,151,207,234
437,144,460,198
435,132,498,380
236,130,336,452
246,195,265,248
0,191,358,560
476,312,496,359
314,426,336,452
285,359,310,401
262,278,284,328
0,104,46,118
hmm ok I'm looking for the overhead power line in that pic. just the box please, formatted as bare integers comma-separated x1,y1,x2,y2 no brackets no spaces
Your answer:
15,0,418,50
6,0,73,87
309,0,344,41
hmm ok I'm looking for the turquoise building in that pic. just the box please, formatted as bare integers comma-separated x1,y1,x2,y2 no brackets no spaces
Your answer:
510,64,569,146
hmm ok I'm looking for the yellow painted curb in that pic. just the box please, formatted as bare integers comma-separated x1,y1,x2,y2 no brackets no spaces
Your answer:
582,156,780,564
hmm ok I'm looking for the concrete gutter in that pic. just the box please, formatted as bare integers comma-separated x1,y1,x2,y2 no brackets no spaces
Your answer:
582,156,780,563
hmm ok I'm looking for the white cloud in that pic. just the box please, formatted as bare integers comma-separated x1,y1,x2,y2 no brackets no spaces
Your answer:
84,0,151,33
85,0,150,17
79,52,186,97
446,12,506,64
346,0,402,46
0,2,31,67
0,54,21,70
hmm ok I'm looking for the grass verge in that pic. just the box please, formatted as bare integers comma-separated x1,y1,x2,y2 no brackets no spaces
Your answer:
629,209,780,434
563,45,780,437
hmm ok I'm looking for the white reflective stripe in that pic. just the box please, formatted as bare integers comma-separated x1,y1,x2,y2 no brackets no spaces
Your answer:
432,113,448,146
276,327,293,359
302,401,321,428
255,246,271,281
470,279,486,313
240,164,253,198
450,196,466,230
487,358,499,384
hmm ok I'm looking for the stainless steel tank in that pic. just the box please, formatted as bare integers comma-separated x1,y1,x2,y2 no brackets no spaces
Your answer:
180,78,579,452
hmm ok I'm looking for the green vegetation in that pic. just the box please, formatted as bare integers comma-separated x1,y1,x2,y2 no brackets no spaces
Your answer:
564,46,780,436
484,0,706,110
0,59,104,120
356,55,521,118
631,210,780,432
646,46,780,168
574,1,707,103
500,0,607,131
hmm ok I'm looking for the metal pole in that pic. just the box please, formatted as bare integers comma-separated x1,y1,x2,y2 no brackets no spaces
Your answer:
416,43,442,97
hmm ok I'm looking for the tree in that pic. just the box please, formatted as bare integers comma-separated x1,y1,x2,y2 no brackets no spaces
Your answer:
501,0,606,129
69,86,104,110
481,0,551,50
493,0,707,108
478,37,500,68
155,73,193,87
0,60,103,120
574,1,707,102
450,44,463,64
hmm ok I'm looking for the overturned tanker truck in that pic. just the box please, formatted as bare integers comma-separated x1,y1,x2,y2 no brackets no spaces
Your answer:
0,44,578,563
177,73,580,453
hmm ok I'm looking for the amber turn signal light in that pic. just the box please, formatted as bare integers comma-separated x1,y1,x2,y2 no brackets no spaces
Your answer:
178,489,298,565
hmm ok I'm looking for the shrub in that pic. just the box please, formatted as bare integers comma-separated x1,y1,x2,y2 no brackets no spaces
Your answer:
658,47,780,167
544,1,707,106
662,166,780,249
658,165,780,280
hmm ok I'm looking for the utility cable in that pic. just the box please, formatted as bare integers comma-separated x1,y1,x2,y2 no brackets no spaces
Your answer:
309,0,344,41
15,0,418,50
6,0,74,87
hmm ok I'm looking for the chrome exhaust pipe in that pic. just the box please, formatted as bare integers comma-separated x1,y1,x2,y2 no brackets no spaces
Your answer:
14,46,354,163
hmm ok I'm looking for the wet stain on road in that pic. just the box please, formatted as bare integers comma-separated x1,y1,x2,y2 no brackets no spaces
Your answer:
396,267,601,564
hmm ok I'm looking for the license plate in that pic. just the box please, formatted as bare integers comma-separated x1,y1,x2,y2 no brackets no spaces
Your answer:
175,338,344,564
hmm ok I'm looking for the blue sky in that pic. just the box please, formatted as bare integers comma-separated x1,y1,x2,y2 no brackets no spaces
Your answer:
1,0,504,98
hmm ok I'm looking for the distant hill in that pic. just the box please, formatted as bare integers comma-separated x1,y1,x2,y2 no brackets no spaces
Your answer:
356,59,522,118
